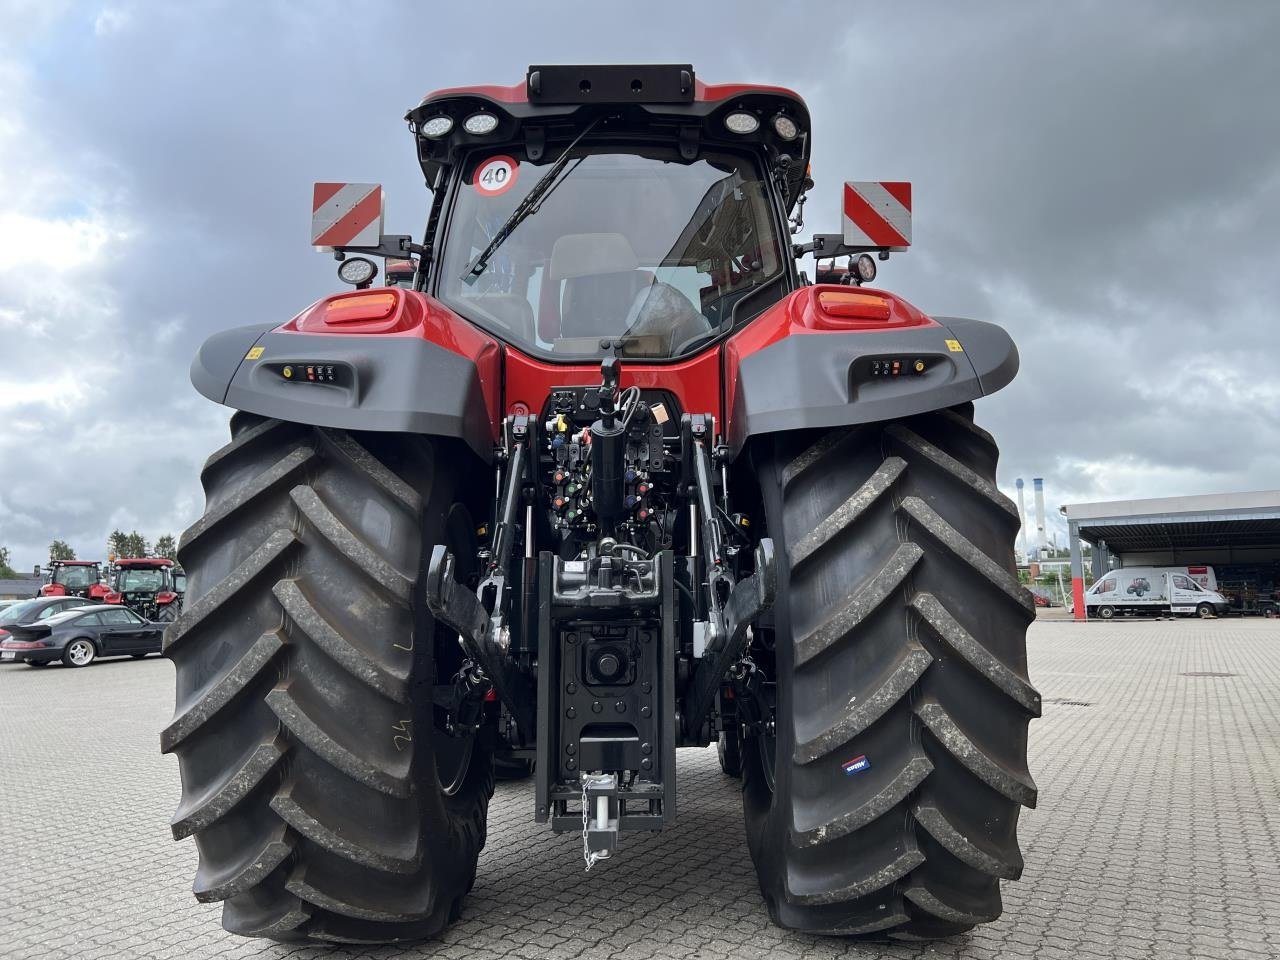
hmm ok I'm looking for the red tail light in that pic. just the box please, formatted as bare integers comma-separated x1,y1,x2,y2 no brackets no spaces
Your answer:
816,290,892,322
323,291,399,324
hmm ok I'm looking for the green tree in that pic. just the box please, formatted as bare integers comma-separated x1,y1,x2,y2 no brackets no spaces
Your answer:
124,531,150,558
108,529,150,559
49,539,76,561
154,534,178,562
0,545,18,579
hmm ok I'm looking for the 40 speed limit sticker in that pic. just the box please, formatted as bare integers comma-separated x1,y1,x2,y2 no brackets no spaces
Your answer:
473,155,518,196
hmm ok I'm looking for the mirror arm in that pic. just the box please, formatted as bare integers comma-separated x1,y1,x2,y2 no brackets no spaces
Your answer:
794,233,893,261
330,234,421,262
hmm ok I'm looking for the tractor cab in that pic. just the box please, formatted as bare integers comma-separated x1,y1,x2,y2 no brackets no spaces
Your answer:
402,66,811,360
106,557,180,622
40,560,109,600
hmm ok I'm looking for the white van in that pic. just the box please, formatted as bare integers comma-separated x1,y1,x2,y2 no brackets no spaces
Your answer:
1085,566,1230,619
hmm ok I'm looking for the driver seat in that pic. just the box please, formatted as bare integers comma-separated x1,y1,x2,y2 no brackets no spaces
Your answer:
549,233,653,339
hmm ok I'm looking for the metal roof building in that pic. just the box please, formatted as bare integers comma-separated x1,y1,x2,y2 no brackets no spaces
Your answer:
0,577,44,600
1060,490,1280,619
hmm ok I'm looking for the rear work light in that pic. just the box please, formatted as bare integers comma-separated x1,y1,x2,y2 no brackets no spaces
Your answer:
772,114,799,140
463,113,499,135
323,291,398,324
420,115,454,138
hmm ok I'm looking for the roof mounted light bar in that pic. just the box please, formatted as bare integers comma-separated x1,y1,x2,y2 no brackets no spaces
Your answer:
526,63,695,105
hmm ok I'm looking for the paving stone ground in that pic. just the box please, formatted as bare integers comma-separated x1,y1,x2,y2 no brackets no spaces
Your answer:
2,616,1278,959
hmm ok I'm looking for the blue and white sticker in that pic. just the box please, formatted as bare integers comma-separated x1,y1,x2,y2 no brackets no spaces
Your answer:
842,755,871,776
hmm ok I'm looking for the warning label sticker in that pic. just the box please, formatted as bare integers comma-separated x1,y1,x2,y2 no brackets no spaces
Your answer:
473,155,518,197
945,339,964,353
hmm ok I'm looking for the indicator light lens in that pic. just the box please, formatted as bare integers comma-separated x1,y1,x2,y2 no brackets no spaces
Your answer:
817,290,893,321
724,111,760,134
323,291,398,324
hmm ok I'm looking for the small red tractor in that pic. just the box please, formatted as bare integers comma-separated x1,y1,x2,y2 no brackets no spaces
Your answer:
106,557,181,622
168,65,1038,943
39,560,110,601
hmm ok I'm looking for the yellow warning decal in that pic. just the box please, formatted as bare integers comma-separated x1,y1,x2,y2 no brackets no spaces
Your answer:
245,346,264,360
944,339,964,353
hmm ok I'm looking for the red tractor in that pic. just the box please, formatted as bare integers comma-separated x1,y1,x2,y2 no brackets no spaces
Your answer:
39,560,110,601
106,557,181,622
169,65,1038,944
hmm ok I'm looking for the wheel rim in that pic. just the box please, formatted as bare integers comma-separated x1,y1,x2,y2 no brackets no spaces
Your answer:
68,641,93,665
433,503,480,797
1100,607,1114,619
1199,605,1212,619
436,736,475,797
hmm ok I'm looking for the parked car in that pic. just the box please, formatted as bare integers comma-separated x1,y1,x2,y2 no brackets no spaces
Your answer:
0,605,163,667
0,596,100,641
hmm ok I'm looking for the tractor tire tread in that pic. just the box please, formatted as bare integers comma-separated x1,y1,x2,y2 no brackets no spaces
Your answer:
745,406,1038,938
166,417,490,942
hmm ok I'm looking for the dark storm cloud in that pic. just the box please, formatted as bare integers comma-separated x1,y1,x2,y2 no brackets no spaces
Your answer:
1,0,1276,566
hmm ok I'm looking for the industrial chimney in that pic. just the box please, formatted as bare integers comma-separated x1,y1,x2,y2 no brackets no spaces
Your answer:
1015,479,1030,563
1033,478,1048,558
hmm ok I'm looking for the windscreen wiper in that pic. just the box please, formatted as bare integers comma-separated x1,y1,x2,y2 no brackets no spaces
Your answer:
462,118,601,284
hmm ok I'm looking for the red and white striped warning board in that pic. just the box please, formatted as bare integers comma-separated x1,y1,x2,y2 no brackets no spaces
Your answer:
842,181,912,250
311,182,384,248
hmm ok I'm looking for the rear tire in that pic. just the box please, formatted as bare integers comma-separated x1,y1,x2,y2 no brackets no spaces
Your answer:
744,404,1039,938
717,730,743,778
163,414,493,943
63,639,96,668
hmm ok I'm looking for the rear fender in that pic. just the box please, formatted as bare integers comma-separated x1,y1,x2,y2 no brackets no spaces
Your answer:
191,289,502,462
723,287,1018,454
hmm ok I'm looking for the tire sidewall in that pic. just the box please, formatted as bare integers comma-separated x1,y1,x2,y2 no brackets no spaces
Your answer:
740,437,794,911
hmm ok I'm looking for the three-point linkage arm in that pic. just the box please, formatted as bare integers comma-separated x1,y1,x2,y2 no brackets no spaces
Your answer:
425,417,536,744
680,414,777,739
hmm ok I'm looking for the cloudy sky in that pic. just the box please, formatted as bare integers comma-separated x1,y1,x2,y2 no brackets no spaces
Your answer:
1,1,1277,571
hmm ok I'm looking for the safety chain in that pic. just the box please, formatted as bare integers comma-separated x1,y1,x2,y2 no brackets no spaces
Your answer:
581,777,603,872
